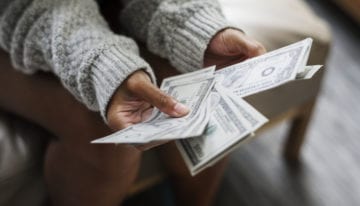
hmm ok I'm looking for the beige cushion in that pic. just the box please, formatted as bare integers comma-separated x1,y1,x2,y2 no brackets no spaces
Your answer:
220,0,331,50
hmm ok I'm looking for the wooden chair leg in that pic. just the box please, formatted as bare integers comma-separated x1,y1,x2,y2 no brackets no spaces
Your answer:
283,99,317,161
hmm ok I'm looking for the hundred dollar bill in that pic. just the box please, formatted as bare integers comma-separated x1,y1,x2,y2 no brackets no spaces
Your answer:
176,86,268,175
92,72,215,144
215,38,313,97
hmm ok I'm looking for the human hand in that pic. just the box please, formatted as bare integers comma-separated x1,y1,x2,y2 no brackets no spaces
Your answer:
204,28,266,68
106,70,189,131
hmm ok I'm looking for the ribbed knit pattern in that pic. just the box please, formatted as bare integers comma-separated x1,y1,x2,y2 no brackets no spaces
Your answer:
0,0,232,119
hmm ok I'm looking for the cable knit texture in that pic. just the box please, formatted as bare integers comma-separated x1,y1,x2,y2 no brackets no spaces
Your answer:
120,0,231,73
0,0,231,119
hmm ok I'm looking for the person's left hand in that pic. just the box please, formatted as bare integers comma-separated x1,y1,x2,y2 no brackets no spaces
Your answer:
204,28,266,68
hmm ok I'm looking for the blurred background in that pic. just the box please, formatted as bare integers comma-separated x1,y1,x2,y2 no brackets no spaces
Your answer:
124,0,360,205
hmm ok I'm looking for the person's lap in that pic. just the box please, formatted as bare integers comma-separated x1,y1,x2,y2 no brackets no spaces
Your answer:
0,57,141,204
0,50,227,206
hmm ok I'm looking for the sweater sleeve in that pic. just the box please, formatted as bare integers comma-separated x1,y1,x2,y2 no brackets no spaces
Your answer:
119,0,232,73
0,0,156,119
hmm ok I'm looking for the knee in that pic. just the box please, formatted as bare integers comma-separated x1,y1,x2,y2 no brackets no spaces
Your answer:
92,144,142,173
49,100,143,177
55,104,110,145
48,140,142,178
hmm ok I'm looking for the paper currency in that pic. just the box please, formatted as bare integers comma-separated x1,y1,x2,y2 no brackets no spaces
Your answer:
161,66,216,90
92,38,322,176
176,85,268,175
92,71,215,144
215,38,313,97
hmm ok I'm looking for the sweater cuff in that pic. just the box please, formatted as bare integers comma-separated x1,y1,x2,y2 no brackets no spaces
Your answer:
169,7,232,73
91,45,156,120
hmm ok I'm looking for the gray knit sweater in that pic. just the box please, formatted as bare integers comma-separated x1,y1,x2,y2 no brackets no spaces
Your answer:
0,0,230,119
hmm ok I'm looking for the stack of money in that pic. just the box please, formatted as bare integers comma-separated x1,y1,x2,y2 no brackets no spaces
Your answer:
92,38,322,175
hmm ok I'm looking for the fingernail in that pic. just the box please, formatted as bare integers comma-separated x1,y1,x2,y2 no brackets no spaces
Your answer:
174,103,190,115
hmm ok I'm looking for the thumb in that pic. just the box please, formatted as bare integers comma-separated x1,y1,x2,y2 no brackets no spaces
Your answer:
227,31,267,57
129,79,190,117
210,29,266,57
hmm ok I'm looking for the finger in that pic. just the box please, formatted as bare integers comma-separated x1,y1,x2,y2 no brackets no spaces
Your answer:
140,103,154,122
228,35,266,57
108,104,151,131
128,80,189,117
139,83,189,117
219,29,266,58
242,39,267,57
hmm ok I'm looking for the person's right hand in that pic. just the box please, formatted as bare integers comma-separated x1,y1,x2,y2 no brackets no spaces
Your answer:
106,70,189,131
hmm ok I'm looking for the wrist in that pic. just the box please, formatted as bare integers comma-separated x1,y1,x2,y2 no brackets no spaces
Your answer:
90,46,155,121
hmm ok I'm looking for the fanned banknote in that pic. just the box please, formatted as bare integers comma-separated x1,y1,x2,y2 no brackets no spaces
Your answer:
176,85,268,175
92,38,322,175
92,69,215,144
215,38,315,97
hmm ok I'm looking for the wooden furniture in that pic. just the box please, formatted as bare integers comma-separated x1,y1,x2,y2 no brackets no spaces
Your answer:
333,0,360,24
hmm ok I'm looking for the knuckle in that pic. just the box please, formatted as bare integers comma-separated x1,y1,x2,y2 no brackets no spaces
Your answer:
158,93,173,109
159,93,169,106
255,43,266,53
250,43,266,56
253,43,262,51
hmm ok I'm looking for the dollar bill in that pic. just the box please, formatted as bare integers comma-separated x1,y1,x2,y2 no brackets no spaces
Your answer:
215,38,313,97
161,66,216,90
176,85,268,175
92,38,321,176
221,86,268,131
92,72,215,144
